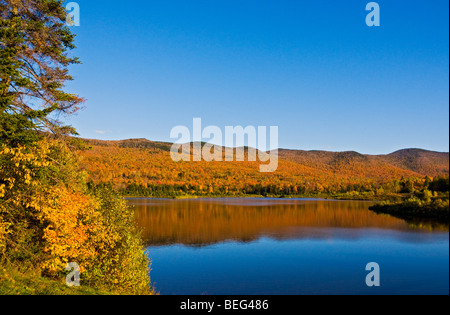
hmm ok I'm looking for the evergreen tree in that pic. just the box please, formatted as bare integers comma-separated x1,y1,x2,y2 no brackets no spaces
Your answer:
0,0,83,147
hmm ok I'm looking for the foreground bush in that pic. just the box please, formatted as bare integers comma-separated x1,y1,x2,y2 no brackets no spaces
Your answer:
0,140,153,294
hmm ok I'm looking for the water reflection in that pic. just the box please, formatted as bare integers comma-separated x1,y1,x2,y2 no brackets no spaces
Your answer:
131,198,448,247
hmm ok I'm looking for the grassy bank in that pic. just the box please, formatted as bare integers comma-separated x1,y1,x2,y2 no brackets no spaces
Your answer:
0,264,112,295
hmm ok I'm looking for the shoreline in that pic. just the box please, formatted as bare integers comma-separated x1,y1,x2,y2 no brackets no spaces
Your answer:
122,194,381,202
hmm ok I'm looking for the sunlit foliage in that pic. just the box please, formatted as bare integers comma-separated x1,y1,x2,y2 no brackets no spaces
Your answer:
77,139,449,199
0,140,152,294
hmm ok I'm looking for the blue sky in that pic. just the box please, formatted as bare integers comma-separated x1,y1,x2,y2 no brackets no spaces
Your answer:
64,0,449,154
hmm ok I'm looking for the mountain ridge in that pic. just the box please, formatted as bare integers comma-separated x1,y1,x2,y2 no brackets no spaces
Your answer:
82,137,449,156
79,138,449,179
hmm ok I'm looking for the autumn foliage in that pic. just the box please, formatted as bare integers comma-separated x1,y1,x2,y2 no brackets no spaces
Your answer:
0,140,152,294
77,139,449,198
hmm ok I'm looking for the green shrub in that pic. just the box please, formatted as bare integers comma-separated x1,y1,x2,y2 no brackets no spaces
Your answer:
83,188,153,295
403,196,422,207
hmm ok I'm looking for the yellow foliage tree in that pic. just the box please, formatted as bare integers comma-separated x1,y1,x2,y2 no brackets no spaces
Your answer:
0,140,152,294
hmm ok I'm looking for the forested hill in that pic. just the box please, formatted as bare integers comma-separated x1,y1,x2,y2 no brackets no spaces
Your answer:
278,148,449,178
76,138,449,197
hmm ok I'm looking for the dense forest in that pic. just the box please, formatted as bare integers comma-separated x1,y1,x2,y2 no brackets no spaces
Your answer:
77,138,449,200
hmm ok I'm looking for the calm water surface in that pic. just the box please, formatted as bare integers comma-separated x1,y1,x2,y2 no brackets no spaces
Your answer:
130,198,449,295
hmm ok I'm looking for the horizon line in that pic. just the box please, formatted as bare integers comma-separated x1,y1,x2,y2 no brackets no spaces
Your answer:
78,137,450,156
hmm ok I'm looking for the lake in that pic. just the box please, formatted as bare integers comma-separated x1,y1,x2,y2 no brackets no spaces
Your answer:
130,198,449,295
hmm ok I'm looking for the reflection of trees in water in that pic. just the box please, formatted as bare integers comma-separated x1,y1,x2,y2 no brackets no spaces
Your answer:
131,200,438,246
390,216,448,232
406,220,449,232
369,210,449,232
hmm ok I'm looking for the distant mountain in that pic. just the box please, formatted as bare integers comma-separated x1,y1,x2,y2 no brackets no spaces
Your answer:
278,148,449,178
78,138,449,194
84,138,173,151
381,149,449,177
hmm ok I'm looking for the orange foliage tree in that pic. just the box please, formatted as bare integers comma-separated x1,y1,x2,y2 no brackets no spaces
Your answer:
0,140,152,294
